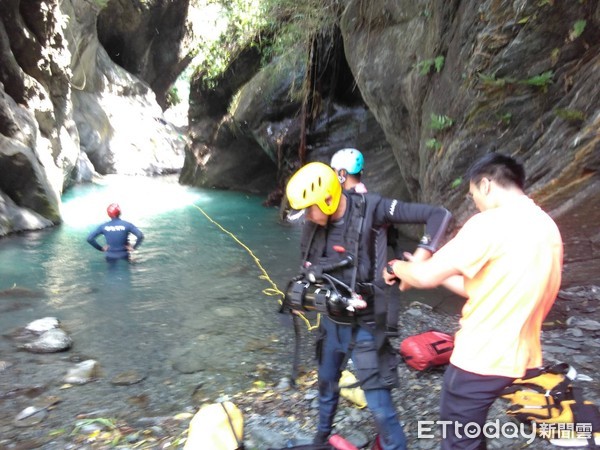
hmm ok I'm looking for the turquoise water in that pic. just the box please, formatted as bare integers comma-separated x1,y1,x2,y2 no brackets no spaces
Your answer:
0,175,303,424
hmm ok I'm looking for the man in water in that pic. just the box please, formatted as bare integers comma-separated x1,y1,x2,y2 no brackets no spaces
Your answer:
87,203,144,262
384,152,563,449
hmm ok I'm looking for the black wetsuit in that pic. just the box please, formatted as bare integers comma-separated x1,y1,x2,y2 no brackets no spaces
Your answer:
299,192,451,449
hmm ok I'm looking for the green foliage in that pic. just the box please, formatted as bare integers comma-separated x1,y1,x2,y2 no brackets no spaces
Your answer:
429,113,454,131
415,56,445,75
478,72,515,87
71,417,117,435
554,108,586,122
570,20,586,40
478,71,553,91
92,0,109,9
426,138,442,150
49,429,67,437
166,86,181,107
519,70,554,87
497,112,512,125
450,177,463,189
192,0,340,93
191,0,267,88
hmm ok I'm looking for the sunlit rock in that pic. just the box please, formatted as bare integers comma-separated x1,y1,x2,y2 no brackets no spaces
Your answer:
14,406,48,427
25,317,60,334
19,328,73,353
63,359,99,384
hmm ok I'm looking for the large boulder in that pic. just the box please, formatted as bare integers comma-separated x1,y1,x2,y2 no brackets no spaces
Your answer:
0,0,78,228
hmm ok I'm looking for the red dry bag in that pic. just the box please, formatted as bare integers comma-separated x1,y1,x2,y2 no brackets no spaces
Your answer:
399,330,454,371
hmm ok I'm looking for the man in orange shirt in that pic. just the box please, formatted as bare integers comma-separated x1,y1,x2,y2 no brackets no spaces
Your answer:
383,153,563,449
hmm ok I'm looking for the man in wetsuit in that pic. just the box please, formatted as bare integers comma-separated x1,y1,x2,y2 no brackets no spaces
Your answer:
87,203,144,262
385,153,563,449
330,148,405,260
285,162,451,450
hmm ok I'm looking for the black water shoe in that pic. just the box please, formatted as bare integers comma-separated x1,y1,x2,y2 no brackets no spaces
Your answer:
313,430,330,444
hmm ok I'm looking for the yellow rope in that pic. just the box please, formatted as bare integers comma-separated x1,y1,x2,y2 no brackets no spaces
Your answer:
192,204,319,331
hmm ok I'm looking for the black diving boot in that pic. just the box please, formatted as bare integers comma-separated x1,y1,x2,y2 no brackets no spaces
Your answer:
314,430,330,444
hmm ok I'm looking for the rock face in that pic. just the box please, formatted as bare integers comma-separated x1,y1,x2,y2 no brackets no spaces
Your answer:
181,1,599,286
0,0,186,236
339,0,600,286
61,0,186,176
0,0,79,228
181,34,401,199
97,0,195,109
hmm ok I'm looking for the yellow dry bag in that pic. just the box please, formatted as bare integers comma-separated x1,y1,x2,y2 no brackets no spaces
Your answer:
339,370,367,409
184,401,244,450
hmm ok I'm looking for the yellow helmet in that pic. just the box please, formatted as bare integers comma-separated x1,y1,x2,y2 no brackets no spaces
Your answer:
286,162,342,215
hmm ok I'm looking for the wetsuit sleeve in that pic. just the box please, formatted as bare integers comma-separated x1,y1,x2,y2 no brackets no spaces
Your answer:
86,226,104,251
298,222,317,266
380,199,452,253
129,224,144,249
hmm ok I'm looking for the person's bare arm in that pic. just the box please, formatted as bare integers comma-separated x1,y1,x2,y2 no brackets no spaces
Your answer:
387,254,466,298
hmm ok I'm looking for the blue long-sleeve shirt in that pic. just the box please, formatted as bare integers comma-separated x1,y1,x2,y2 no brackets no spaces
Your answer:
87,218,144,260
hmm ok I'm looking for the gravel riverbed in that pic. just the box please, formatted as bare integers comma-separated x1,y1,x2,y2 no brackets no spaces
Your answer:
1,285,599,450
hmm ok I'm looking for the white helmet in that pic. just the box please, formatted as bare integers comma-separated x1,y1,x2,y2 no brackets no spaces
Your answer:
330,148,364,175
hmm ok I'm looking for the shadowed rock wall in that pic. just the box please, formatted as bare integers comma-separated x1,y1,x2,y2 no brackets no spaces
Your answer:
0,0,187,235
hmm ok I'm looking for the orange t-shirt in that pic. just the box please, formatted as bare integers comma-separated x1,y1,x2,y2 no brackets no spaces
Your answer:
434,196,563,377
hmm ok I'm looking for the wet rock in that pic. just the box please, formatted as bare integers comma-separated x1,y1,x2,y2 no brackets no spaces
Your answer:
0,285,44,299
568,327,584,337
18,328,73,353
246,422,290,449
572,319,600,331
0,360,13,371
172,357,205,374
25,317,60,333
111,370,146,386
0,384,47,400
14,406,48,427
275,377,292,391
76,421,106,434
127,393,150,408
342,429,369,448
35,395,62,410
63,359,99,384
560,340,583,350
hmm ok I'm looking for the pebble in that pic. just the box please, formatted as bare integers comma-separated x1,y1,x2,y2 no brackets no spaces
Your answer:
110,370,146,386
